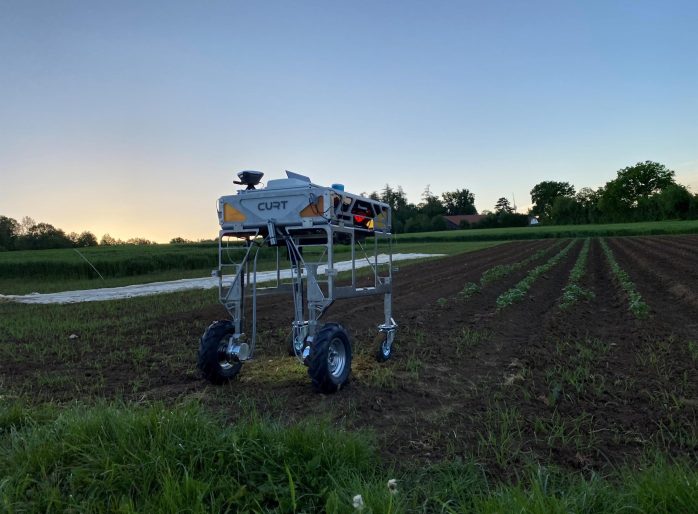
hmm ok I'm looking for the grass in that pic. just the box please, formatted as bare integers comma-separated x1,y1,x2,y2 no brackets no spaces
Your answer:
0,401,383,513
559,238,594,309
544,338,610,405
474,403,524,469
0,240,502,295
0,243,222,280
496,240,577,310
1,400,697,513
453,328,490,356
396,219,698,243
599,239,649,318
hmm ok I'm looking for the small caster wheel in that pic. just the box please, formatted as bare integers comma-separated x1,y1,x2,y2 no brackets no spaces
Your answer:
288,326,309,357
307,322,352,393
374,331,395,362
287,331,307,357
198,320,242,384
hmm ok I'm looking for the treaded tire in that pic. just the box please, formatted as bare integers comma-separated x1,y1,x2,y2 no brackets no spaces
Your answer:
307,322,352,393
198,320,242,384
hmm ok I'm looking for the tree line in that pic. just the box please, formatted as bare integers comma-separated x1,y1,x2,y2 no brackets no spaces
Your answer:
365,185,529,233
530,161,698,224
2,160,695,251
0,216,156,251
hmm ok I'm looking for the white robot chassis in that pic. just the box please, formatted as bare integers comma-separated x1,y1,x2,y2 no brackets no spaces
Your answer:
197,171,397,393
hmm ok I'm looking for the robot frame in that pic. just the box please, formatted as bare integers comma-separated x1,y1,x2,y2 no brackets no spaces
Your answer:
197,170,397,393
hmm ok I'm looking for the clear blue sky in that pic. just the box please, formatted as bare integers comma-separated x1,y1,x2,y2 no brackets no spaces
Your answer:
1,0,697,241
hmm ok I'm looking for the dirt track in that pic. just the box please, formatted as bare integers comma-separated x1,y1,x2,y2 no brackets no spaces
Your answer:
3,236,697,474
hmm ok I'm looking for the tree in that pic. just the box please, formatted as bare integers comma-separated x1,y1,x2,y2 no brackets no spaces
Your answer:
100,233,121,246
430,215,447,231
474,212,528,229
0,216,19,250
575,187,602,223
597,161,676,222
550,196,584,224
380,184,408,212
613,161,675,205
19,216,36,235
576,187,598,206
418,186,446,218
530,181,576,220
441,189,477,215
75,231,98,247
127,237,155,245
494,197,513,214
377,184,412,233
690,193,698,220
16,222,72,250
656,184,692,219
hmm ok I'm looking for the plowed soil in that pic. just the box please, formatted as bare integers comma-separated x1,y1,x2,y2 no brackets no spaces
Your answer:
4,235,697,476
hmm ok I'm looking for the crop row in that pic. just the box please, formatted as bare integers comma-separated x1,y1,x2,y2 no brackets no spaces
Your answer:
459,241,564,298
559,238,594,309
599,239,649,318
496,240,577,309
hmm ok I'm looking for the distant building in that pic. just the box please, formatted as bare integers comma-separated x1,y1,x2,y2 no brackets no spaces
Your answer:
443,214,486,229
529,217,539,225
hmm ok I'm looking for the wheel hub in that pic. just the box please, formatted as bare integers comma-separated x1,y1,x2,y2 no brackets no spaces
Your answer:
327,338,346,378
218,335,249,368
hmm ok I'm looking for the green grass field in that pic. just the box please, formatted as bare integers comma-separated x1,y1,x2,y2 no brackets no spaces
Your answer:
397,219,698,242
0,241,500,295
1,400,696,512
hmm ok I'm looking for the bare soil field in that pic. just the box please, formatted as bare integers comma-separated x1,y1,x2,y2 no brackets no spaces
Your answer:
2,236,696,478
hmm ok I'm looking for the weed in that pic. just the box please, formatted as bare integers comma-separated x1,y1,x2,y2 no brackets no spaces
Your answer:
130,346,149,367
543,339,610,404
474,403,524,468
533,411,598,452
404,350,423,378
454,328,489,356
361,364,397,389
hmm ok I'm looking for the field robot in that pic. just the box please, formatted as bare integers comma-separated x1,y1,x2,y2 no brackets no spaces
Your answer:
198,171,397,393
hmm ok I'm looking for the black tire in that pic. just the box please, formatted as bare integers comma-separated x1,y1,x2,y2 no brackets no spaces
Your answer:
374,332,393,362
307,323,352,393
198,320,242,384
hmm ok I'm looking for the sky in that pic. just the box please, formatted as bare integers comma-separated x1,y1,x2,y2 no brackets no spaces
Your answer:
1,0,697,242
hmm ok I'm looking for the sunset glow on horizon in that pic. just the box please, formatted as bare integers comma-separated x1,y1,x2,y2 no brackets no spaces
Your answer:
2,1,697,243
